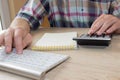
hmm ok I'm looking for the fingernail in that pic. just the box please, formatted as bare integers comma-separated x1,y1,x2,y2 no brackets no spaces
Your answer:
17,50,23,54
97,32,101,35
88,30,93,35
88,31,91,34
106,30,110,34
5,46,11,53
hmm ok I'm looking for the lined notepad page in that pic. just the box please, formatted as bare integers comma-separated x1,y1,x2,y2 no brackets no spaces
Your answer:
32,32,77,51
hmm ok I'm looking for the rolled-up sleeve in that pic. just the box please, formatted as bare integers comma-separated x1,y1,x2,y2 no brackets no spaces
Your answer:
112,0,120,18
16,0,49,30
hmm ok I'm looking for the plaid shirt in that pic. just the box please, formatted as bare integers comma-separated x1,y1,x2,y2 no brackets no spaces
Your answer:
17,0,120,30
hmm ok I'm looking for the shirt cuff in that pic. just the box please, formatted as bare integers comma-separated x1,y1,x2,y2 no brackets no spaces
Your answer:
16,13,40,30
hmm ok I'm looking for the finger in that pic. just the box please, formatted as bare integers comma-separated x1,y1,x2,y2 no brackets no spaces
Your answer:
23,33,32,49
4,29,13,53
0,30,6,45
115,29,120,34
91,14,105,26
88,14,105,34
106,22,120,34
14,29,24,54
97,16,117,35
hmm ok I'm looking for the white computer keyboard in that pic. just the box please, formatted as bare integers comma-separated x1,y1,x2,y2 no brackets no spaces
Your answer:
0,49,69,80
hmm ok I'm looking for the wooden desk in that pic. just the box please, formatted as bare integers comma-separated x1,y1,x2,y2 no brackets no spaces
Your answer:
0,28,120,80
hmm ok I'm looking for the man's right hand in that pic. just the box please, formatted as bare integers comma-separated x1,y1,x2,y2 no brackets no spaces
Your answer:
0,18,32,54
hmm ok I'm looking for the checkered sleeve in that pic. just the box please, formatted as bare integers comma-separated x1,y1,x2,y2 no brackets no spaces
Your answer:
16,0,49,30
111,0,120,18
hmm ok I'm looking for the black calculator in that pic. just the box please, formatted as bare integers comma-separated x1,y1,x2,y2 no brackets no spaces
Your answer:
73,34,112,46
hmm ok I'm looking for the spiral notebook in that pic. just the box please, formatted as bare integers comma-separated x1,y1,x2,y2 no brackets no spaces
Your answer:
32,32,77,51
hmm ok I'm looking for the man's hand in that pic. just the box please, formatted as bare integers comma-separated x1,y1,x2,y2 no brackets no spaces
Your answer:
88,14,120,35
0,18,32,54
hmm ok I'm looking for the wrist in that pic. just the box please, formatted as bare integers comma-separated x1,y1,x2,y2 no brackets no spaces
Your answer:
10,18,30,33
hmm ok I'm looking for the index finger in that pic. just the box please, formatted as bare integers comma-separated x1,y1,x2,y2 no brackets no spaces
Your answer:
88,14,105,35
4,29,13,53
